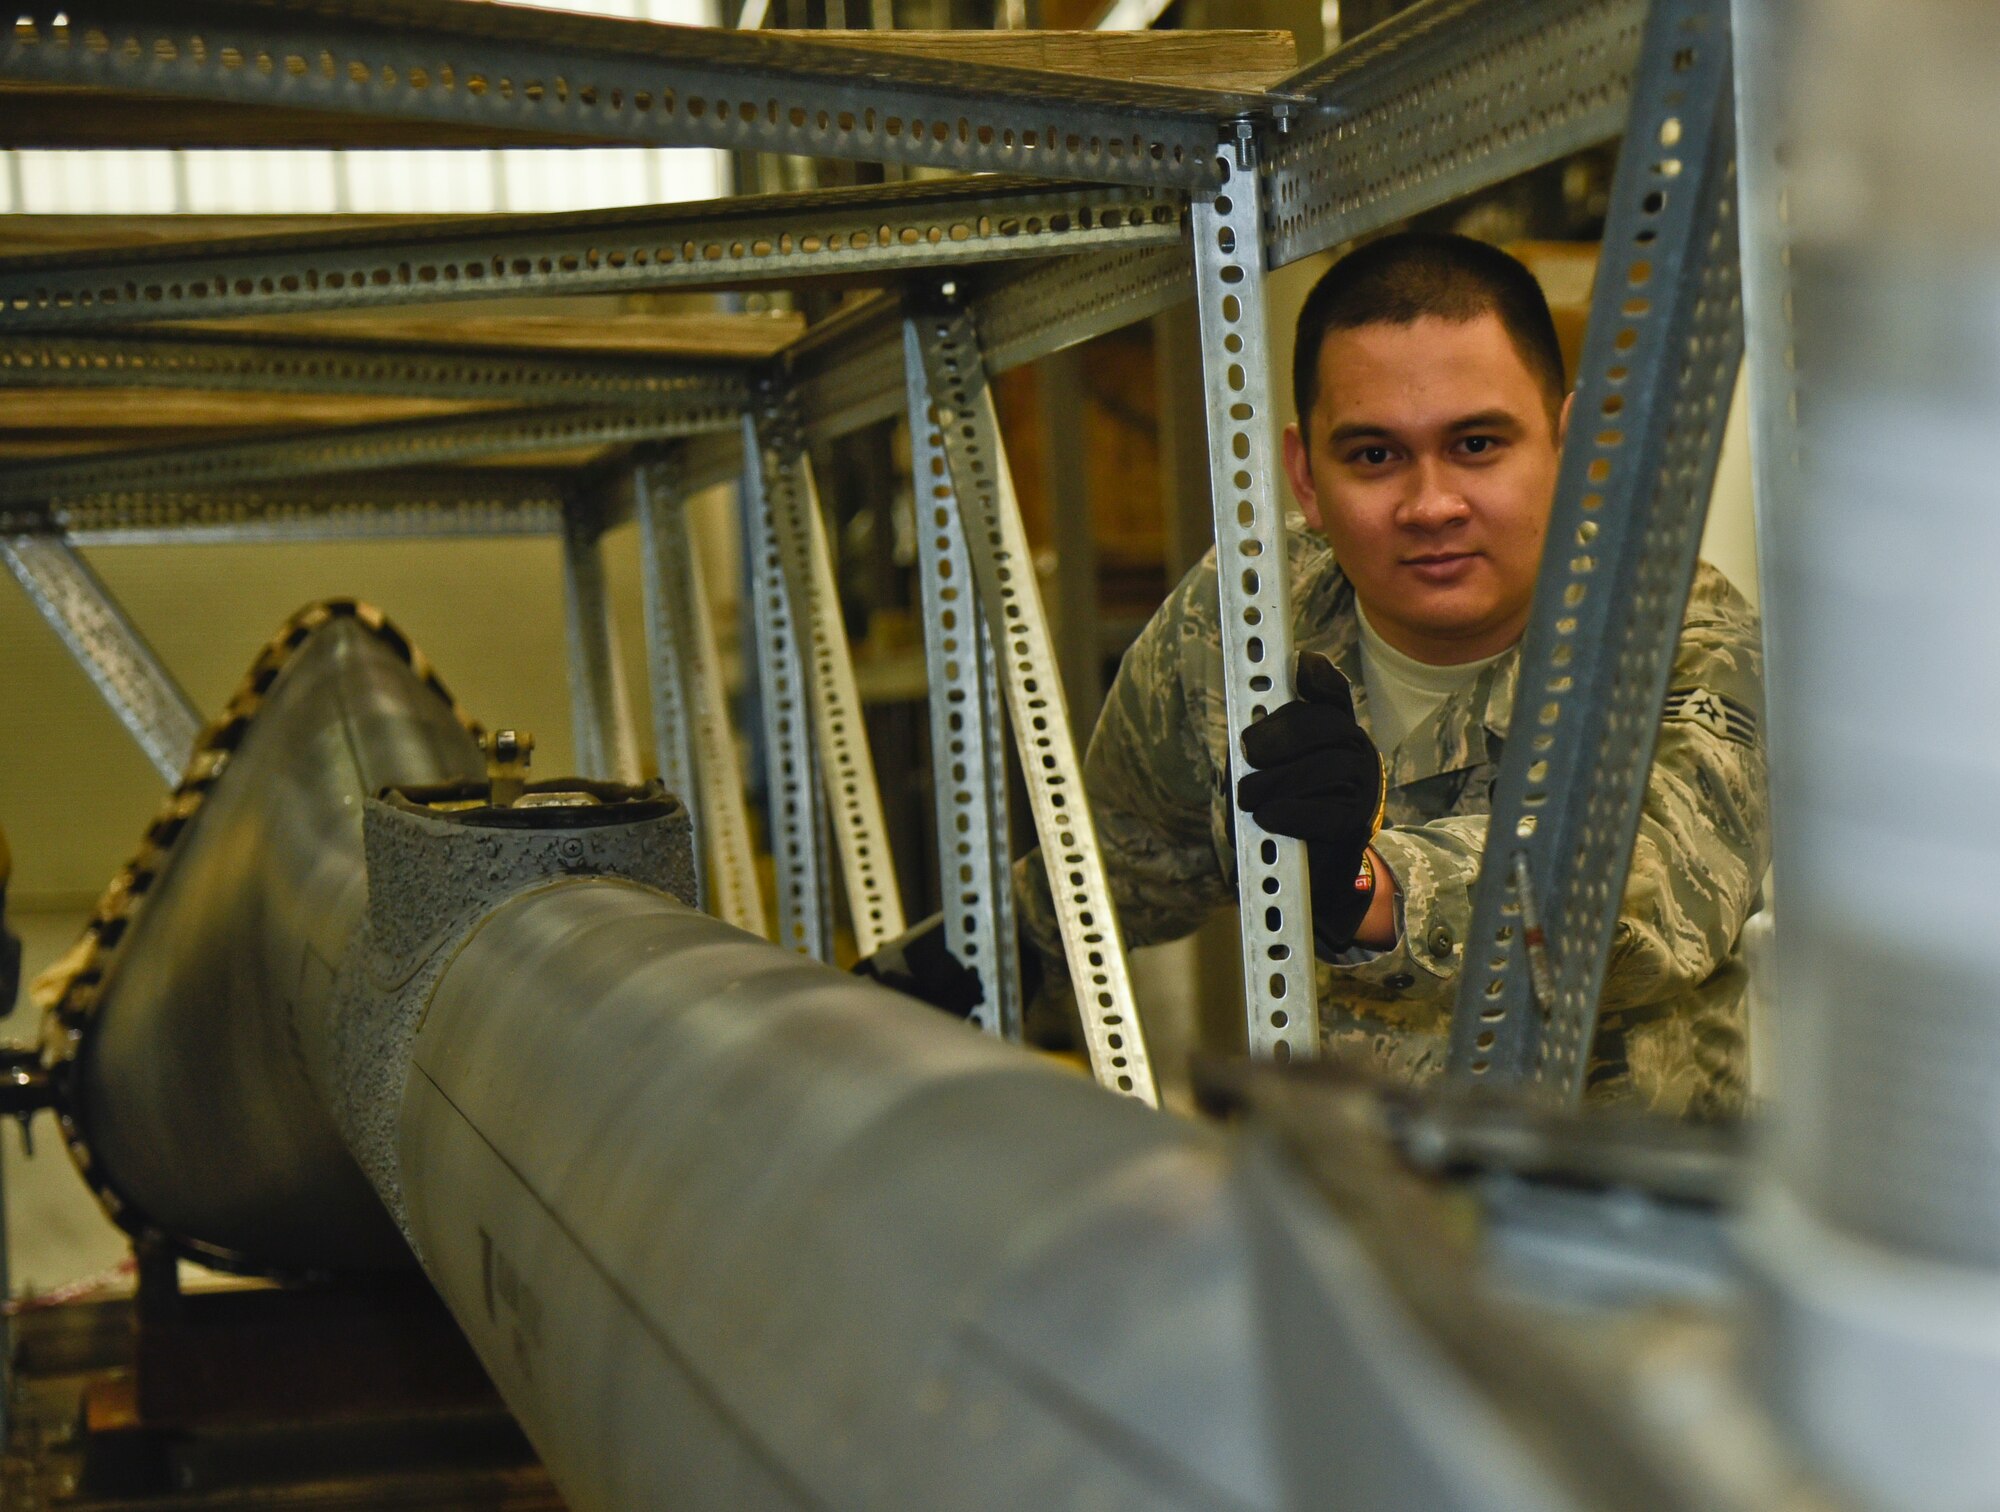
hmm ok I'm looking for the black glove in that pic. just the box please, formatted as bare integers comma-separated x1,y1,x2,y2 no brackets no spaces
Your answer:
853,911,1046,1022
1235,650,1388,960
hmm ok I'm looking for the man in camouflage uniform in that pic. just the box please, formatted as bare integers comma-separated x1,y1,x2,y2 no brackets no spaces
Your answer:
1014,233,1767,1117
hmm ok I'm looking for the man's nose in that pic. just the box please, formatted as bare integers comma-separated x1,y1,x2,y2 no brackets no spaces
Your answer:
1397,458,1473,530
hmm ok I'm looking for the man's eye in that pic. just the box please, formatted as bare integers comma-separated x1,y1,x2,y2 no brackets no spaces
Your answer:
1460,435,1498,455
1351,446,1393,466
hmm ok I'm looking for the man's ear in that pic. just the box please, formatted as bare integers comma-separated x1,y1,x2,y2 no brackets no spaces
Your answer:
1282,423,1324,533
1556,389,1574,449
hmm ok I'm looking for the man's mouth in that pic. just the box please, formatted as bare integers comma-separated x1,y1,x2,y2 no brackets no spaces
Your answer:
1402,551,1480,581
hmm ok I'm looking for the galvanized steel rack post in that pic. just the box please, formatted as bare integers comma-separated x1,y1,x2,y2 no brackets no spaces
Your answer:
1192,128,1319,1063
906,293,1157,1104
0,0,1745,1096
1445,0,1745,1102
903,316,1022,1045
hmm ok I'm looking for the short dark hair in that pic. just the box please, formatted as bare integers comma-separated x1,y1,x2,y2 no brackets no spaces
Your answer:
1291,232,1567,424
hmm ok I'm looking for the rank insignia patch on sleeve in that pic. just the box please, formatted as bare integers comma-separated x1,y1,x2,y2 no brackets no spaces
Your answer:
1663,687,1758,745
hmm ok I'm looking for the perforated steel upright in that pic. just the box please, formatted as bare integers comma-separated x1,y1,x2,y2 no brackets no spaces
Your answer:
750,390,905,958
560,500,643,786
634,464,766,937
902,315,1021,1042
907,296,1157,1106
2,533,202,783
1446,0,1745,1101
1191,134,1319,1063
741,410,831,959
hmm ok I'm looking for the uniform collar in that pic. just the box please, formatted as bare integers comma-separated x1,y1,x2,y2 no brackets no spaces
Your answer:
1321,569,1519,787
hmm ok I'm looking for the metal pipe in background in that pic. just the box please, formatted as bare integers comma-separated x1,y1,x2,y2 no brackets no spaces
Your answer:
1735,2,2000,1506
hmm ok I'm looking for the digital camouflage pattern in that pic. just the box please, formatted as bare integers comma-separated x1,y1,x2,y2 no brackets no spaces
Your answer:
1017,521,1769,1118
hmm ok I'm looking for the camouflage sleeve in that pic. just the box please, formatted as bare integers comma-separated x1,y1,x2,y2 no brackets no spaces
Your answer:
1015,553,1232,964
1599,566,1770,1011
1323,565,1770,1039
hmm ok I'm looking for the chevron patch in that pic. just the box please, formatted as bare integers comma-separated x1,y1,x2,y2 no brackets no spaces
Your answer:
1663,686,1758,746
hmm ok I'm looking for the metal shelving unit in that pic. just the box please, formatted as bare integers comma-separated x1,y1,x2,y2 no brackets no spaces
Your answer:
0,0,1741,1109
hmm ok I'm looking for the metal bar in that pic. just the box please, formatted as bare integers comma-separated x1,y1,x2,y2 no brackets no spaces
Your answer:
1190,137,1319,1065
751,392,905,957
8,472,571,545
2,532,201,782
560,505,643,785
3,5,1257,188
639,468,767,938
0,402,740,505
742,412,831,960
902,316,1020,1042
1262,0,1647,269
632,465,702,901
908,293,1157,1106
634,460,766,937
1447,0,1744,1102
1727,0,1804,1094
0,329,750,409
0,179,1185,334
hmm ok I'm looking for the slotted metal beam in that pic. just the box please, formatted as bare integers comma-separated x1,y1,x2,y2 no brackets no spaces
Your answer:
630,469,700,853
903,316,1021,1043
751,390,905,958
1192,138,1320,1065
1263,0,1647,269
634,461,766,937
0,329,749,409
2,532,201,782
0,178,1186,333
560,502,643,787
908,294,1156,1107
0,402,739,505
741,411,831,960
2,472,571,545
1447,0,1744,1102
2,4,1262,188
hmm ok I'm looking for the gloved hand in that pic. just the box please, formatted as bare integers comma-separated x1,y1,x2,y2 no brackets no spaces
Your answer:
853,911,1046,1022
1235,650,1388,959
854,911,985,1017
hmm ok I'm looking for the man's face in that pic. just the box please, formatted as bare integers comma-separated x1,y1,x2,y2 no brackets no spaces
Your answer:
1282,312,1569,665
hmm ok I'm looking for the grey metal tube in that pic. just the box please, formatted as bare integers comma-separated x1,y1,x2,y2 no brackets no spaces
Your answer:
1735,2,2000,1506
399,881,1279,1512
72,614,483,1270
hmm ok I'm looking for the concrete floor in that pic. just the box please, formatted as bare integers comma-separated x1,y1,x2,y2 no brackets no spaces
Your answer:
3,909,130,1300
